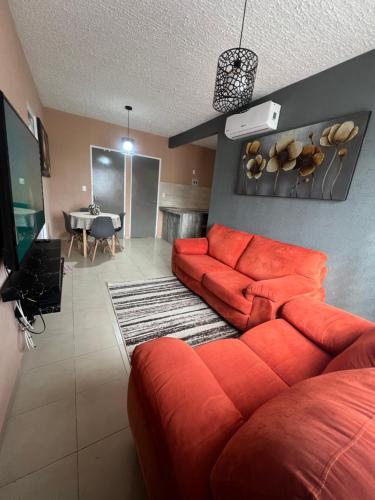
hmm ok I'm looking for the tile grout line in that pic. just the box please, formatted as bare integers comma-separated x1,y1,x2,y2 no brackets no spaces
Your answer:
19,340,119,374
0,451,78,491
19,339,119,375
76,426,130,454
20,353,76,374
0,241,172,494
72,279,81,500
8,395,75,421
76,370,128,396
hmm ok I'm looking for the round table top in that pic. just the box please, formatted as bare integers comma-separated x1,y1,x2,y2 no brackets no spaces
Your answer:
69,211,121,230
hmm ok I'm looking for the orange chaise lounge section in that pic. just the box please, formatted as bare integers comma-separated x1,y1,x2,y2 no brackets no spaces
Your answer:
128,298,375,500
172,223,328,329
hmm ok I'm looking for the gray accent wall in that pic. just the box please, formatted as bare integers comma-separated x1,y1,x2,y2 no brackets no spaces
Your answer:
171,50,375,320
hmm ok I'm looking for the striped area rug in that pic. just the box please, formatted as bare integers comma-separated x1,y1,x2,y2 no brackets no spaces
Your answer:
108,276,239,359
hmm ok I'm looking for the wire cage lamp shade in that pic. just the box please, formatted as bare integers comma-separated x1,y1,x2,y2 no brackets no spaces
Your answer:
212,0,258,113
213,48,258,113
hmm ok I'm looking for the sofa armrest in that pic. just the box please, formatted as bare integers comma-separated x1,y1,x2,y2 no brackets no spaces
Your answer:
129,337,243,500
174,237,208,255
211,369,375,500
244,274,317,303
281,297,375,354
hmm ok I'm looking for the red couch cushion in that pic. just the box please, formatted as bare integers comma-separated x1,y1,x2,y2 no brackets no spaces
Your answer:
282,298,375,354
174,237,208,255
324,330,375,373
241,319,331,385
236,234,327,282
196,339,288,418
207,224,253,268
202,270,253,315
174,254,230,282
244,274,317,303
211,368,375,500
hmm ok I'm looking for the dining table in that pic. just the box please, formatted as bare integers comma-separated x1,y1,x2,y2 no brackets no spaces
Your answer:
69,211,121,257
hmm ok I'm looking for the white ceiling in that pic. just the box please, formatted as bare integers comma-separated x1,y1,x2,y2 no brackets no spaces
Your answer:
9,0,375,139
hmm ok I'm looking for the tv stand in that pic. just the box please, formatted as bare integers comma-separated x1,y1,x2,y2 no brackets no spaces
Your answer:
1,239,64,320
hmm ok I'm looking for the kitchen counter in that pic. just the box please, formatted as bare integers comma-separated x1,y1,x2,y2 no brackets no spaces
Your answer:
160,207,208,243
159,207,208,215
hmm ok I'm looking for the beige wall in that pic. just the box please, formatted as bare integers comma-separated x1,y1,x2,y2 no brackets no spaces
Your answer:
0,0,214,431
0,0,45,431
44,108,215,238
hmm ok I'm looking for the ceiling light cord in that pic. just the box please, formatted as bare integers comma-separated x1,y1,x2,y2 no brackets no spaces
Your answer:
122,105,135,154
238,0,247,49
125,105,133,138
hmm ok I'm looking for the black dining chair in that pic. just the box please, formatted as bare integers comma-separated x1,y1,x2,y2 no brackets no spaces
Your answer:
62,211,82,258
89,216,115,263
115,212,126,250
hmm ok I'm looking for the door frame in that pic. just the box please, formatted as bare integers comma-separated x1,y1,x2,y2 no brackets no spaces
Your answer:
129,153,161,239
90,145,127,239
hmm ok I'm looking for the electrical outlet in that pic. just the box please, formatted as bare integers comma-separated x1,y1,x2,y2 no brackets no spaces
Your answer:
192,178,199,186
82,185,87,192
192,169,196,175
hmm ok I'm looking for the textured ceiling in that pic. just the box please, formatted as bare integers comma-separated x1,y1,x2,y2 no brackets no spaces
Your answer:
8,0,375,138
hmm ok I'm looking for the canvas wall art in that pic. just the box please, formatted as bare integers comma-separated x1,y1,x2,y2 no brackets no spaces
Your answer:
37,118,51,178
236,111,370,200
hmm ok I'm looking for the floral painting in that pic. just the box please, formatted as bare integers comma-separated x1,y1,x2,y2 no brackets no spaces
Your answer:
37,118,51,178
236,111,370,200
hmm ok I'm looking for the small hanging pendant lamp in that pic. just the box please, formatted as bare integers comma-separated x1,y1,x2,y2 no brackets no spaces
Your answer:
121,105,135,154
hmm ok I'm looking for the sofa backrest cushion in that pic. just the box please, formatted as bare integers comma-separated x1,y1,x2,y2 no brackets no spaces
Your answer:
240,319,332,386
323,330,375,373
207,224,253,268
236,234,327,282
211,368,375,500
282,298,375,355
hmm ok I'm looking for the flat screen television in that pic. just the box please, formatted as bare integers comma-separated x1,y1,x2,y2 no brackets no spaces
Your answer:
0,91,45,271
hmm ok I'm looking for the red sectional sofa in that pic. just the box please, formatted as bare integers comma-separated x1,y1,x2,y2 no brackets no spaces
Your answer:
128,298,375,500
172,224,328,329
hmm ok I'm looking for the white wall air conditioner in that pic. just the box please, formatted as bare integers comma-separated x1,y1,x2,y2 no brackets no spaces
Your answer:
225,101,281,140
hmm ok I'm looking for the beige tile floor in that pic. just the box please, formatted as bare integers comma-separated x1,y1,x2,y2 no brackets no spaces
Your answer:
0,237,173,500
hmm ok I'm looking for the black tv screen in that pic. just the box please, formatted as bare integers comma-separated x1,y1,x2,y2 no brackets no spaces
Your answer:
0,91,45,270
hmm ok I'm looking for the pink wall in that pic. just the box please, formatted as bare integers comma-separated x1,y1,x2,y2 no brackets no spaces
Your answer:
0,0,45,431
0,0,214,431
44,108,215,238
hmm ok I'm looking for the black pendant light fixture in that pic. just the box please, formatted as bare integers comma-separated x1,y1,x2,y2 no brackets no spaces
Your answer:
121,105,135,155
213,0,258,113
